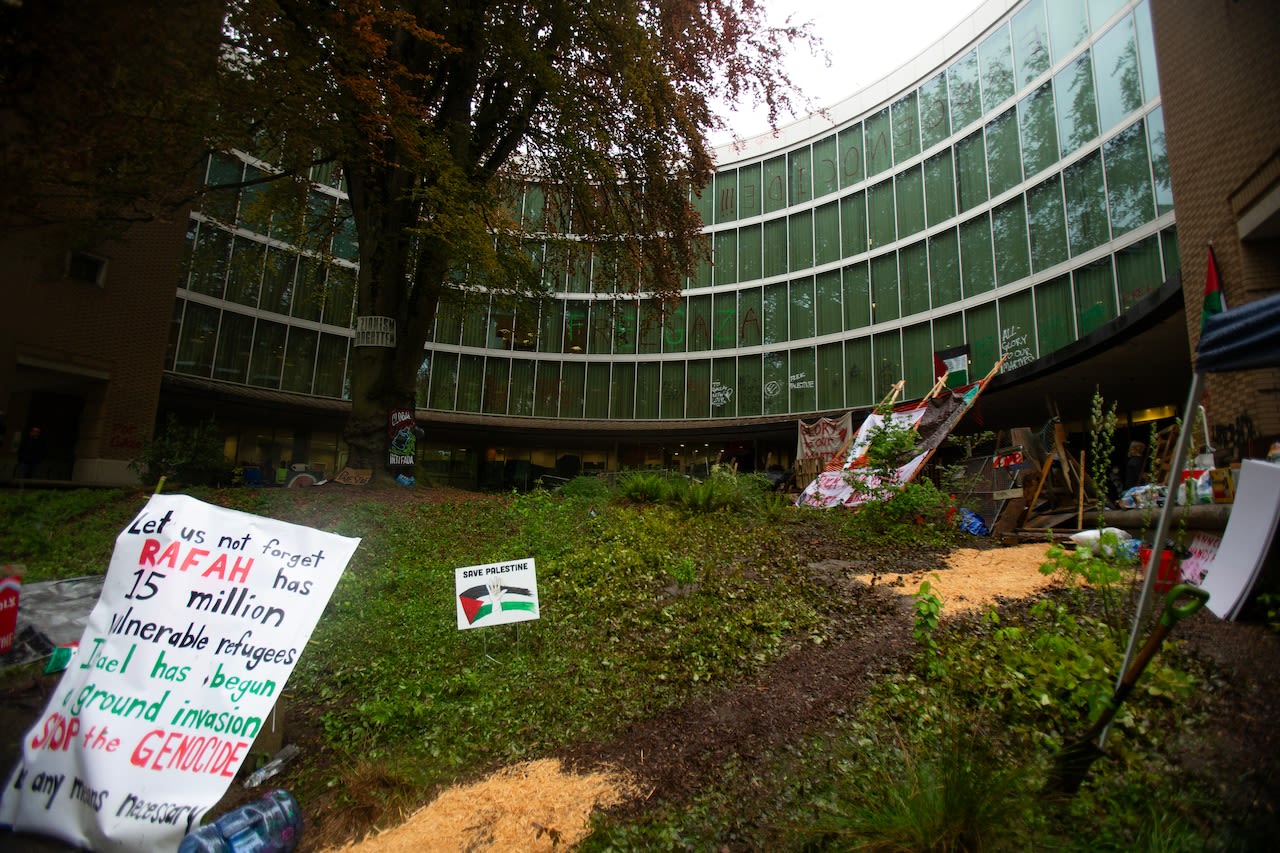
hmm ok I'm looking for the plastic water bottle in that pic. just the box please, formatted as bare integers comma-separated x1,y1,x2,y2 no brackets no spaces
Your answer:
177,789,302,853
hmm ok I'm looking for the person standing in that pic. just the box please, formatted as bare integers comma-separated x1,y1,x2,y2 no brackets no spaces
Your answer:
16,426,47,479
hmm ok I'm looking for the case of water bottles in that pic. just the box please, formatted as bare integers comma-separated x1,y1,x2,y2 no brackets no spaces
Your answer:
177,789,302,852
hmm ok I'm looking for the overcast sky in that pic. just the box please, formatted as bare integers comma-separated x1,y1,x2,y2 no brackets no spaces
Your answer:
713,0,983,142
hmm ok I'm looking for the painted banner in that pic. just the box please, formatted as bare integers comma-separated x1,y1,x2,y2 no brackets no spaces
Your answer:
796,412,853,463
454,559,539,630
0,494,360,852
388,408,417,468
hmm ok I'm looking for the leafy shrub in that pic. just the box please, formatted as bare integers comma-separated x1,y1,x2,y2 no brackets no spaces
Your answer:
617,471,674,503
131,413,234,487
558,474,613,501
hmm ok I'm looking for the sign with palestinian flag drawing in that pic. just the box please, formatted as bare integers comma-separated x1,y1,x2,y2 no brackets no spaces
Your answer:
454,559,539,630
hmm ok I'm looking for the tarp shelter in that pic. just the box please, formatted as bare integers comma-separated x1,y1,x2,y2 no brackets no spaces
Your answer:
1106,291,1280,746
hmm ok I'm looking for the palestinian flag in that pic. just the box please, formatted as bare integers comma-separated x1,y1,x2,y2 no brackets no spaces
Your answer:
933,344,970,385
1201,244,1227,332
457,584,537,625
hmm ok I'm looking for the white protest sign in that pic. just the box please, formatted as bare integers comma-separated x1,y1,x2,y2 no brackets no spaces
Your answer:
455,558,539,630
0,493,360,852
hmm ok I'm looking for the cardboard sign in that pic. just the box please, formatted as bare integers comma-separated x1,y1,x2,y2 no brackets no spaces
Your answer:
332,467,372,486
0,494,360,852
454,559,539,630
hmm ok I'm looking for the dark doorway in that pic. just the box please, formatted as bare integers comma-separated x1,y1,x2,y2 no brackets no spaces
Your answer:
24,391,84,480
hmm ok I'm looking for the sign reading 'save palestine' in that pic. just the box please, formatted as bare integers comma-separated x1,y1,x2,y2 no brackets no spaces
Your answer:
0,494,360,852
454,558,539,630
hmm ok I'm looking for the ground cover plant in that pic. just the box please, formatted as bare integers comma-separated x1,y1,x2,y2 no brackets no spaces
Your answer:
0,479,1277,852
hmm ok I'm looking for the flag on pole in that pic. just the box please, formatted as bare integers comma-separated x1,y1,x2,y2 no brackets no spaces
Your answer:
1201,244,1227,332
933,344,970,383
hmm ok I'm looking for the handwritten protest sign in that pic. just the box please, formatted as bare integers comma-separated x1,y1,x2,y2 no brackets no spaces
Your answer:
455,559,539,630
0,494,360,852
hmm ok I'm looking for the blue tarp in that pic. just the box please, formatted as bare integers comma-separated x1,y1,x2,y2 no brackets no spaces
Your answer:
1196,291,1280,374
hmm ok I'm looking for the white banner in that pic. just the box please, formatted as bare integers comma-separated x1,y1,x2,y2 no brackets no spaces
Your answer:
0,494,360,852
796,412,853,462
455,559,539,630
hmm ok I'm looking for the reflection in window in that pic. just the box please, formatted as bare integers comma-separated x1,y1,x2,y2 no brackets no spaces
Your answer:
1093,15,1142,131
1012,0,1051,86
1063,151,1109,255
1018,83,1059,179
1055,53,1099,156
1104,120,1155,236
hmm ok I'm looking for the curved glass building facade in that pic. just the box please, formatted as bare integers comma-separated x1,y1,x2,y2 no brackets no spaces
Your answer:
163,0,1179,477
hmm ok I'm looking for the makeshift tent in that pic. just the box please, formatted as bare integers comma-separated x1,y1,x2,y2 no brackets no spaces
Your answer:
1104,290,1280,746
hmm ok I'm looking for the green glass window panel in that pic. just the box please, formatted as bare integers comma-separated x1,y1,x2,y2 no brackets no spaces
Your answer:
763,351,788,415
1055,53,1099,156
188,224,230,298
281,325,316,391
965,303,1000,377
1074,257,1117,334
428,351,458,410
895,167,925,239
691,238,713,289
960,214,995,298
789,146,812,205
259,247,296,316
212,311,254,384
332,202,358,263
1088,0,1127,29
692,183,713,227
1094,15,1142,131
1147,107,1173,215
814,134,839,198
841,192,868,256
1134,0,1160,103
997,291,1037,371
588,301,613,354
714,169,738,224
686,359,711,419
585,362,610,419
225,236,264,308
610,362,635,419
738,354,762,416
1160,226,1179,280
713,291,738,349
662,300,687,353
816,270,843,336
924,151,956,226
992,196,1031,285
790,276,815,340
323,266,355,328
789,347,817,413
789,210,814,272
688,294,712,351
456,354,485,413
929,229,962,307
203,153,242,222
763,155,787,213
814,201,841,266
559,361,585,418
844,337,873,407
434,294,464,346
739,287,763,347
868,180,896,249
738,162,762,218
979,26,1015,111
523,184,546,229
985,110,1022,197
535,299,562,353
483,357,510,414
1063,150,1109,255
712,357,736,417
509,359,535,416
534,361,561,417
1104,120,1155,236
763,218,788,278
948,50,982,131
839,124,864,187
817,342,844,411
316,333,349,399
871,252,900,323
1012,0,1051,86
1018,83,1059,179
1034,274,1075,353
1116,234,1163,312
1027,175,1069,270
1047,0,1089,60
872,330,902,399
932,313,965,352
919,72,951,148
293,258,325,322
865,108,893,179
563,302,588,353
843,263,871,330
462,297,491,348
892,92,921,164
613,301,638,354
248,318,285,388
900,242,931,317
955,131,988,213
764,282,789,344
903,323,935,399
738,224,762,281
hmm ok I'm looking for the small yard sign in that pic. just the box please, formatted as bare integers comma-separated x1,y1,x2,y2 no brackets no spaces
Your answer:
455,559,539,630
